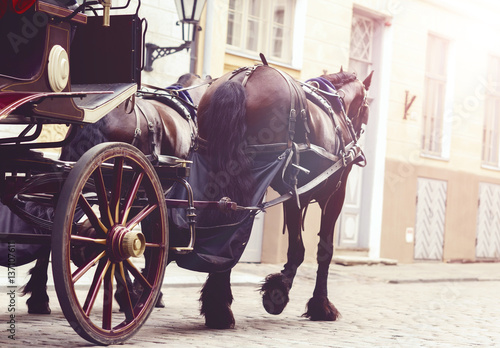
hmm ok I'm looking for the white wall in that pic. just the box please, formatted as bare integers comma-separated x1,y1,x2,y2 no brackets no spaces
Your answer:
112,0,192,86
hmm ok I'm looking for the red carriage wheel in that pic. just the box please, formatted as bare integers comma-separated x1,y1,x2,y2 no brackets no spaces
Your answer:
52,142,168,345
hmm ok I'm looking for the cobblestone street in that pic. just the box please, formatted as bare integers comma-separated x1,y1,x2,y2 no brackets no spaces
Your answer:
2,262,500,347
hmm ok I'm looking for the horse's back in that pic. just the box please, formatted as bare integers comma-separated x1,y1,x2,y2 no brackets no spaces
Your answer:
198,66,302,145
147,99,194,158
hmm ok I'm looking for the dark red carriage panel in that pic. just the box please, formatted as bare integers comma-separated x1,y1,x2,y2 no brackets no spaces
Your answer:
0,5,84,121
70,14,142,87
0,5,140,123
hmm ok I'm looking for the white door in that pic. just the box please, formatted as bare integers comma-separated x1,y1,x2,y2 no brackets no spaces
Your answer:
414,178,447,260
338,165,363,248
476,182,500,259
239,210,264,262
336,11,381,249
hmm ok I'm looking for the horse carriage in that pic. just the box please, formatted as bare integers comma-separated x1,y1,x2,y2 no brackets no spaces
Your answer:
0,0,374,346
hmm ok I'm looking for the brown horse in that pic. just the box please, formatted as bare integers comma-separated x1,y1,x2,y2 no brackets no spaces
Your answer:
60,73,208,161
21,73,209,314
195,64,373,328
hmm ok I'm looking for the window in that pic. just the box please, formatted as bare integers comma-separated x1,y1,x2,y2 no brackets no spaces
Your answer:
348,14,374,78
422,34,449,155
226,0,295,64
482,56,500,166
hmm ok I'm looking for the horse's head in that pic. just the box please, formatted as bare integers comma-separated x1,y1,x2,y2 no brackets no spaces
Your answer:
322,70,374,138
175,73,211,105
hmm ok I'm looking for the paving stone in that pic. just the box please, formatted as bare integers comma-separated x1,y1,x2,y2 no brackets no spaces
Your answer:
1,261,499,347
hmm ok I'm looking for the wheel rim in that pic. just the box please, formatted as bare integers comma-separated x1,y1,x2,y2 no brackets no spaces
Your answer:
52,143,168,345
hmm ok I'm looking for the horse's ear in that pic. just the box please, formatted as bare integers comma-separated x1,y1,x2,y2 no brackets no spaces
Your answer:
340,66,343,73
363,70,374,90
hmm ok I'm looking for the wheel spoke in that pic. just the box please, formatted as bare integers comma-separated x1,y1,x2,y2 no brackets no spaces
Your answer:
115,262,135,321
72,250,106,283
121,171,144,225
78,194,108,234
110,157,124,224
145,242,163,248
102,263,115,330
71,235,107,245
125,203,158,231
124,259,153,291
83,258,111,316
93,167,113,228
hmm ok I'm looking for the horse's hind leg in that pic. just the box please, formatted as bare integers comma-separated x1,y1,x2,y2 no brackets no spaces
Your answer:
261,200,305,315
21,250,51,314
200,270,235,329
303,185,347,321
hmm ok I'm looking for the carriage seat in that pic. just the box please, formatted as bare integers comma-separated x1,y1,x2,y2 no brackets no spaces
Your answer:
71,83,137,124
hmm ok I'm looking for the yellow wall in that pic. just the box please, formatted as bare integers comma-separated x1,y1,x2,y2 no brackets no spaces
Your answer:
380,0,500,262
381,160,494,263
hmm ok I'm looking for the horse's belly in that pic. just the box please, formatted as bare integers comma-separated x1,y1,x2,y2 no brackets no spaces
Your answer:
0,202,48,267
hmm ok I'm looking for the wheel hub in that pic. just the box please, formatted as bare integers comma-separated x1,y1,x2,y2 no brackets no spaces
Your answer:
108,225,146,261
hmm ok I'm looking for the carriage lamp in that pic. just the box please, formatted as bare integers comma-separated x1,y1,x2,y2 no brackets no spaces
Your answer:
144,0,207,72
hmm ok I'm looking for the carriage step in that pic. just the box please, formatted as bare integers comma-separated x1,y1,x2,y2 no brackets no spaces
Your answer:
170,246,194,254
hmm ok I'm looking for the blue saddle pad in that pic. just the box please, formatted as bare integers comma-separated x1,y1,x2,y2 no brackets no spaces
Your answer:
305,77,344,114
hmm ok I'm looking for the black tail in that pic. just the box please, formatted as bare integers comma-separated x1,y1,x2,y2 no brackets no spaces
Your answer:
199,80,254,205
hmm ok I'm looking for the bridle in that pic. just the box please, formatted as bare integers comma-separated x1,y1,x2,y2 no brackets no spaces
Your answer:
338,80,369,140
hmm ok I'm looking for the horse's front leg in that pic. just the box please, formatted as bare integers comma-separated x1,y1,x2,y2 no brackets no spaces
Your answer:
21,250,51,314
303,179,348,321
200,270,234,329
261,200,305,315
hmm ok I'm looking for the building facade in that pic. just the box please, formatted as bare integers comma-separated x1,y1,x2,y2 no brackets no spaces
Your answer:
182,0,500,263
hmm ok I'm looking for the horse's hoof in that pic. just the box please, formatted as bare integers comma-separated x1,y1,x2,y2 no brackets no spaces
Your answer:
302,296,340,321
204,308,235,329
155,291,165,308
261,273,290,315
27,300,51,315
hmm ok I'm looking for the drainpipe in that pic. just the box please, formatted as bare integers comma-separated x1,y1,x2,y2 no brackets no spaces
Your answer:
202,0,215,77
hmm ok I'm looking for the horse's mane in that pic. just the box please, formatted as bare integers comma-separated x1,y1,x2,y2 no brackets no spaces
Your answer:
321,71,357,89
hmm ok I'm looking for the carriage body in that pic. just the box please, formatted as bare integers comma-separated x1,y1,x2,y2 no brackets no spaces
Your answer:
0,2,193,345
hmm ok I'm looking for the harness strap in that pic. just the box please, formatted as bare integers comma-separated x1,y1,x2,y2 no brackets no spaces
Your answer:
338,87,366,143
142,80,214,99
252,143,363,211
242,65,259,87
245,142,340,163
124,94,136,114
140,90,195,122
132,104,142,147
302,82,347,155
133,103,158,162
